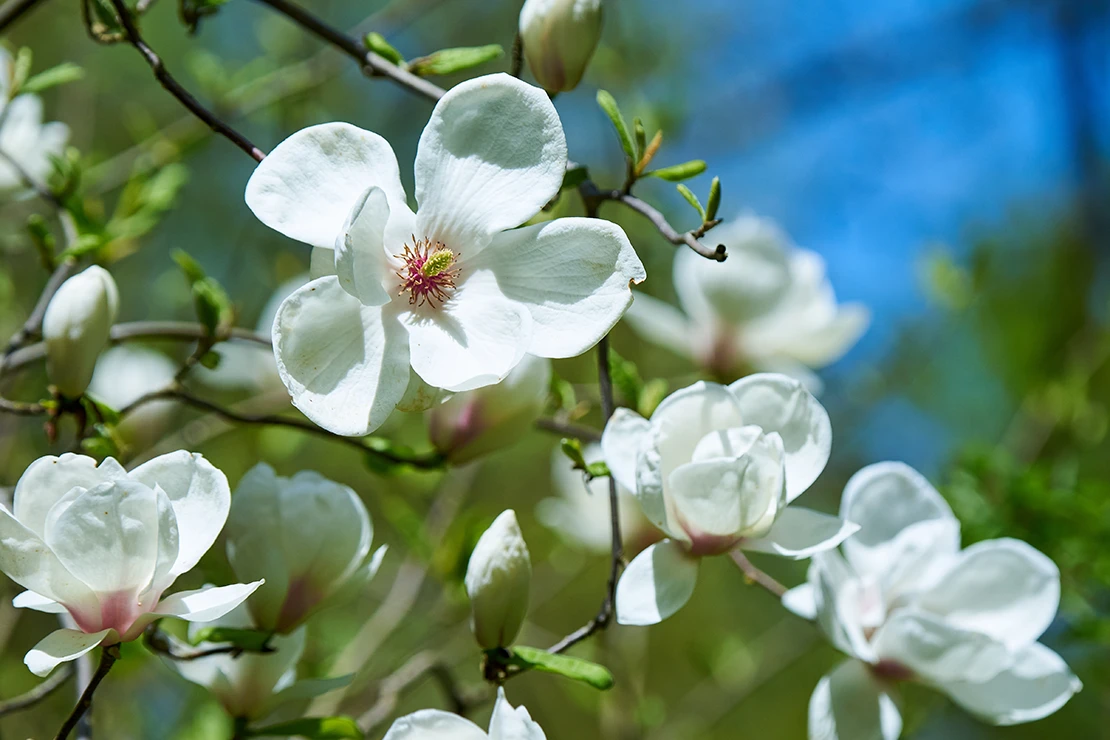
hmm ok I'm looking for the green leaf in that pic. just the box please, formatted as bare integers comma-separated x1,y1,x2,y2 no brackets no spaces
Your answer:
82,394,121,426
633,118,647,160
365,32,405,66
596,90,636,163
198,349,222,369
508,646,615,690
561,166,589,191
192,277,233,335
179,0,228,33
26,214,56,269
676,184,705,220
585,461,610,479
80,425,120,461
246,717,363,739
12,48,33,93
608,349,643,408
645,160,707,182
560,438,587,470
20,63,85,95
705,176,721,222
172,248,207,285
59,233,106,261
407,45,504,76
638,378,669,419
189,627,273,652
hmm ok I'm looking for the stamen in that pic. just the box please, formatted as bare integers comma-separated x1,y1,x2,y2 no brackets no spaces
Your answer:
395,236,461,308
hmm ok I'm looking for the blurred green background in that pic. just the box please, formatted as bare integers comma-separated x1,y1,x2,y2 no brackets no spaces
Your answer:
1,0,1109,737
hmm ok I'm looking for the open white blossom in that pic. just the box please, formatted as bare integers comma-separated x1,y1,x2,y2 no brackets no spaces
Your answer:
0,452,262,676
383,687,545,740
89,346,178,437
225,463,385,634
519,0,603,94
601,374,857,626
42,265,119,398
465,510,531,650
0,48,70,193
623,215,868,392
170,603,350,721
246,73,645,436
783,462,1081,739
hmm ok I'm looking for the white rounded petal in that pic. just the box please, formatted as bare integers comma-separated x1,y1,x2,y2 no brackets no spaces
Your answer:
488,687,547,739
145,485,181,598
809,550,875,661
13,453,125,538
245,123,405,249
873,609,1010,684
382,709,488,740
403,271,532,393
621,291,694,360
915,538,1060,650
782,583,817,620
273,276,411,435
728,373,831,501
465,510,532,650
649,381,744,487
335,186,393,306
226,465,288,631
42,265,119,398
155,581,264,623
600,408,651,500
519,0,602,94
13,590,67,613
0,507,99,616
808,660,903,740
475,218,645,358
743,507,859,560
25,628,112,678
414,74,566,255
615,538,699,626
129,450,230,579
938,642,1081,726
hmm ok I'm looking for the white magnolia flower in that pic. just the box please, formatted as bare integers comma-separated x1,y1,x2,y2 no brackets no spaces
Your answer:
0,451,262,676
0,48,70,193
537,444,654,553
225,463,385,634
428,353,551,464
42,265,119,398
89,346,177,436
170,602,349,721
601,374,857,626
784,462,1081,739
519,0,603,94
383,687,545,740
465,510,531,650
245,73,645,436
624,215,868,392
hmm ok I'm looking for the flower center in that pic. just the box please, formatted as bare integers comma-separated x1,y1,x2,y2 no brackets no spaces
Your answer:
396,235,460,308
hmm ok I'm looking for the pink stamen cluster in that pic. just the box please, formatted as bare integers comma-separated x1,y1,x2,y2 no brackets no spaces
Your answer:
395,235,460,308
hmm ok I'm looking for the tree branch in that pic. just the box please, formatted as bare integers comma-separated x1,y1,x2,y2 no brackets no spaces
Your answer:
54,644,119,740
534,416,602,442
142,624,274,661
0,665,72,716
0,0,45,34
729,550,788,599
106,0,266,162
4,258,77,357
358,652,485,733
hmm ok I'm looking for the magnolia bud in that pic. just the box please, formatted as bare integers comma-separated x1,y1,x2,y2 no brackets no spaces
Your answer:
519,0,603,94
465,510,532,650
42,266,119,398
428,354,550,464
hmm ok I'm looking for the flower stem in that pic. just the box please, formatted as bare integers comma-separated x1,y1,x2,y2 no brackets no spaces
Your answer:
54,645,120,740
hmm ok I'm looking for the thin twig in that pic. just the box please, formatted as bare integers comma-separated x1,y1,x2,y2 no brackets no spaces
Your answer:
54,644,119,740
142,623,274,661
0,147,65,207
357,652,484,732
107,0,266,162
0,0,45,34
509,32,523,78
534,416,602,442
4,258,77,357
729,550,788,598
0,665,72,716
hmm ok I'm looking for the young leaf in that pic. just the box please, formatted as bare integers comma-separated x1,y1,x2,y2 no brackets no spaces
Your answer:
20,63,85,95
365,32,405,66
596,90,636,163
561,165,589,191
246,717,363,739
635,130,664,175
11,48,32,94
645,160,707,182
407,45,504,76
676,184,706,220
509,645,615,690
189,627,274,652
180,0,229,33
172,248,207,285
638,378,669,419
633,118,646,159
585,461,610,480
705,176,722,222
560,438,588,470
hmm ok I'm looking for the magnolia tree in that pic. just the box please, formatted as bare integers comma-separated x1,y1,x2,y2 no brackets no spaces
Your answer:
0,0,1085,738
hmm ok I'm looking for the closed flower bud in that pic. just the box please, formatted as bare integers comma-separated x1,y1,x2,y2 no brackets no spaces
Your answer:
519,0,603,94
465,510,532,650
42,266,119,398
428,354,551,464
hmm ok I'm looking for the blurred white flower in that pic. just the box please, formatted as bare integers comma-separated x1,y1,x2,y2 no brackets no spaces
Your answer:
601,374,857,626
0,48,69,193
784,462,1081,739
383,687,545,740
465,510,531,650
42,265,119,398
0,451,261,676
225,463,385,634
170,602,350,721
624,215,868,392
537,444,654,553
428,354,551,465
246,73,644,436
89,345,177,436
519,0,603,94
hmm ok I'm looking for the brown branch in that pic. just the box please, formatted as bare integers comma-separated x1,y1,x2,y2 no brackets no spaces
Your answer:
54,644,119,740
729,550,788,598
357,652,485,733
4,258,78,357
106,0,266,162
534,417,602,442
510,32,524,78
0,665,72,716
142,623,274,661
0,0,45,33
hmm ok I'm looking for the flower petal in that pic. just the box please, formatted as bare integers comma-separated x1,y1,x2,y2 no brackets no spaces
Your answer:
938,642,1081,726
155,581,264,623
615,539,699,626
622,291,694,359
25,628,112,677
13,454,125,538
873,609,1010,684
414,74,566,255
808,660,903,740
245,123,405,249
130,451,229,579
809,550,876,662
335,186,393,306
744,507,859,560
914,538,1060,650
782,583,817,620
475,218,645,357
382,709,488,740
488,687,547,739
600,408,651,502
727,373,830,501
12,590,66,613
650,381,744,487
0,505,99,616
403,270,532,392
273,276,411,435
